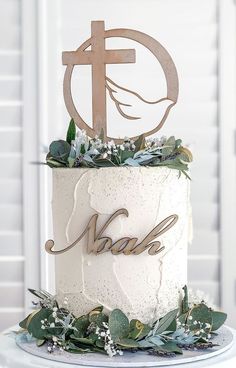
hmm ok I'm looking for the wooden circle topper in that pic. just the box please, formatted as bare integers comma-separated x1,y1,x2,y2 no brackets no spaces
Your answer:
63,21,179,143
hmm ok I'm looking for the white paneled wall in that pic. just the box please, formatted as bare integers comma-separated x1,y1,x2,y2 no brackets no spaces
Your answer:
0,0,24,331
1,0,235,331
41,0,220,304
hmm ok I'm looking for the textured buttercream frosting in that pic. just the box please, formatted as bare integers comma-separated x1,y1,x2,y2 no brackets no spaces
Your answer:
52,167,191,324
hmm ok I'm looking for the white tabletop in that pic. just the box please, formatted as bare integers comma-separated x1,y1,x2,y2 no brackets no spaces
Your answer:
0,326,236,368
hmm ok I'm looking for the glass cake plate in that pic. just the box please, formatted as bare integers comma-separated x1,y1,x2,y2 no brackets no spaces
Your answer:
15,326,234,367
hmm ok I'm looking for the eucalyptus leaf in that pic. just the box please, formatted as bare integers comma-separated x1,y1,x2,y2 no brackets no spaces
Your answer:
211,311,227,331
120,150,134,163
158,341,183,354
73,315,90,338
93,158,116,167
27,308,53,340
89,312,108,328
117,338,139,348
36,339,46,347
148,335,165,346
129,319,151,340
161,136,176,156
70,336,95,346
124,157,140,167
49,140,71,162
109,309,129,342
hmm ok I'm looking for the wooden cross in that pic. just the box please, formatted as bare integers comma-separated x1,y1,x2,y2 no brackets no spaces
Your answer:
62,21,136,138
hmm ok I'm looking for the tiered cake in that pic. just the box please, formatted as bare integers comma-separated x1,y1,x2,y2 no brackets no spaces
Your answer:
51,167,191,323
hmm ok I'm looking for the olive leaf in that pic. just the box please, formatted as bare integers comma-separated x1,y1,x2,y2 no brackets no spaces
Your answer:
134,134,145,152
181,285,189,314
66,118,76,144
153,309,179,335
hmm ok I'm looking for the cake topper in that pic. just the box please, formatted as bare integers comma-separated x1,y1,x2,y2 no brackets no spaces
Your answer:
63,21,178,143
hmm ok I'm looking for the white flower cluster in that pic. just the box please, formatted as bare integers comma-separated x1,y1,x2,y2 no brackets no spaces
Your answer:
70,130,169,158
40,300,77,354
187,288,216,310
95,322,123,358
119,137,135,152
145,136,167,149
176,318,211,341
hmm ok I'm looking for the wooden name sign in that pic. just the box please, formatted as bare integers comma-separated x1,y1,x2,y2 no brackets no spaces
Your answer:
45,209,178,256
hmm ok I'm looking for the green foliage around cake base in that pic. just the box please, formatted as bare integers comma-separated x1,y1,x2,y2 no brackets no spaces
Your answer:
45,120,192,179
18,286,226,358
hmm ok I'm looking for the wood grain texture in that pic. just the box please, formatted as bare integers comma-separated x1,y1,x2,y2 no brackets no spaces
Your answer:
62,21,178,142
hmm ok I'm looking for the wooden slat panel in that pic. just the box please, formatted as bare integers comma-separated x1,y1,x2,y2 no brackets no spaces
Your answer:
0,25,21,50
191,153,218,178
0,283,24,307
0,79,21,101
0,259,24,282
0,205,22,231
0,232,23,256
0,53,21,75
0,309,24,332
0,179,22,204
0,131,22,153
180,76,217,102
190,230,219,256
61,0,217,27
188,257,220,282
163,103,218,147
0,0,23,333
0,0,21,26
0,105,22,126
0,156,22,179
191,178,218,203
193,203,219,231
177,51,218,77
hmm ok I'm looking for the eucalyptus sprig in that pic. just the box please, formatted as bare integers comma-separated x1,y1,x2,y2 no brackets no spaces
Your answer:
46,119,193,178
18,286,226,357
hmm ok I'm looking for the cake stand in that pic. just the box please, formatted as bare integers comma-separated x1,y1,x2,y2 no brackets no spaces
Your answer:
0,326,236,368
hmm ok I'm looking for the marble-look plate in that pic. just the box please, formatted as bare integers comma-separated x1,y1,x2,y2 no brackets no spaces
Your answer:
15,326,234,367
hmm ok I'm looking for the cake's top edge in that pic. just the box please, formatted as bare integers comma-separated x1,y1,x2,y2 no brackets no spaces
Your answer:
46,119,192,179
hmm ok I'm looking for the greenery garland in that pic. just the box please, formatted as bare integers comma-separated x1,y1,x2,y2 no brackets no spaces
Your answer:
46,119,192,179
18,286,226,358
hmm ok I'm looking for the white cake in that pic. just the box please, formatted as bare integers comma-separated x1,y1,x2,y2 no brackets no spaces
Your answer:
50,166,192,324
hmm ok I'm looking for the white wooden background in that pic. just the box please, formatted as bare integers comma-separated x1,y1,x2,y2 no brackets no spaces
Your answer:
0,0,24,331
0,0,236,331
